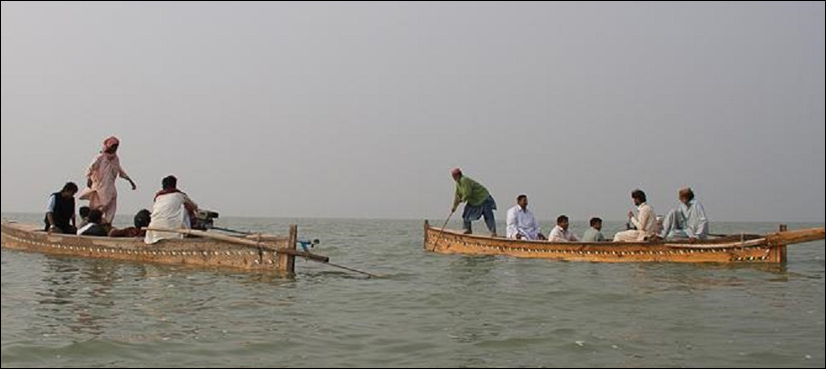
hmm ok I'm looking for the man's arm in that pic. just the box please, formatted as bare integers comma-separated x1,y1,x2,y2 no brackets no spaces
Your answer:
45,194,57,231
637,207,652,233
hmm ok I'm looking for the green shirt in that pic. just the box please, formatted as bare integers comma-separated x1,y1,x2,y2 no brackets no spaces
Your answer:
453,176,491,207
582,228,607,243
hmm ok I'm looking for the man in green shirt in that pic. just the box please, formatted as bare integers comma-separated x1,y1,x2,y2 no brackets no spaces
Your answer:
451,168,497,236
582,217,607,243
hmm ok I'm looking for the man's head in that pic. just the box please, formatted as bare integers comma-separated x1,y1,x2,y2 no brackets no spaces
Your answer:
632,189,647,207
517,194,528,210
61,182,79,198
451,168,463,182
88,209,103,225
162,175,178,190
103,136,120,154
590,217,603,231
557,215,570,231
679,187,695,205
79,206,91,220
134,209,152,229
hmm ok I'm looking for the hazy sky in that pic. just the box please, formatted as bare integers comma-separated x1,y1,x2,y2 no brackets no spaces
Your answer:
2,2,824,222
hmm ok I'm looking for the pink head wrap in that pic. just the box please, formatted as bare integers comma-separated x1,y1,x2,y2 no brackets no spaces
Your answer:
103,136,120,152
451,168,462,177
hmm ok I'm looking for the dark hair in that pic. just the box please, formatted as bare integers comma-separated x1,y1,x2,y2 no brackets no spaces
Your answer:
134,209,152,229
632,189,647,203
62,182,79,193
590,217,603,227
557,215,569,224
79,206,91,218
517,194,527,202
88,209,103,224
162,175,178,190
680,188,695,202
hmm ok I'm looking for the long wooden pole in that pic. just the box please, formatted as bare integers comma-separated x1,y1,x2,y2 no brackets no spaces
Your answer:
146,227,328,262
439,210,456,235
145,227,382,278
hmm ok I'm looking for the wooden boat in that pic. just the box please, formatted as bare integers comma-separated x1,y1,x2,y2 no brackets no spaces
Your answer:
424,221,825,263
1,221,318,274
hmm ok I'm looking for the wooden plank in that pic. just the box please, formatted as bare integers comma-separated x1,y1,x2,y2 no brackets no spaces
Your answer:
278,225,298,275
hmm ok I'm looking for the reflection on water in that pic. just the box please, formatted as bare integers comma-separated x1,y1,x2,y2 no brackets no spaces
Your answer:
36,258,124,339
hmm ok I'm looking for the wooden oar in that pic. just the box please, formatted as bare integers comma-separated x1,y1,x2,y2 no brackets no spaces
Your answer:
324,262,384,279
145,227,381,278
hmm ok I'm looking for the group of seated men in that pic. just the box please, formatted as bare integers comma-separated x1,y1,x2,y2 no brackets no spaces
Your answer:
45,175,198,245
506,188,709,243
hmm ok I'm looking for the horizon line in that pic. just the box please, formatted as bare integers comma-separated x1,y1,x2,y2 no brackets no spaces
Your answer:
2,211,823,225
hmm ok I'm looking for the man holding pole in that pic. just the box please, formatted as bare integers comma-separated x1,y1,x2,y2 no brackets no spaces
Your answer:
450,168,498,237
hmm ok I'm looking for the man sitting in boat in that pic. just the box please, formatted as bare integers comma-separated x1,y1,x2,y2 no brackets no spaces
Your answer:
506,195,546,240
145,176,199,245
582,217,607,242
109,209,151,238
77,209,109,237
77,206,91,230
549,215,580,242
451,168,498,236
614,189,659,242
44,182,79,234
659,188,709,242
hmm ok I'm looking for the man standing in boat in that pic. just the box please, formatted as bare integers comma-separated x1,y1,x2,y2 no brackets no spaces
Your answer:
79,136,137,225
659,188,709,242
451,168,498,236
44,182,79,234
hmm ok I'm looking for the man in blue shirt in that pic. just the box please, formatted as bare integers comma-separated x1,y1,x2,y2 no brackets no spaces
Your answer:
660,188,709,241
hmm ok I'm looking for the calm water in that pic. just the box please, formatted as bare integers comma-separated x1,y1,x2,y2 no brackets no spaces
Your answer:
2,214,824,368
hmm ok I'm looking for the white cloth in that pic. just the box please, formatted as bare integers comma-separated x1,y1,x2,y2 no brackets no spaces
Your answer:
614,203,658,242
77,223,95,236
144,193,195,244
506,206,542,240
46,194,57,213
549,225,580,242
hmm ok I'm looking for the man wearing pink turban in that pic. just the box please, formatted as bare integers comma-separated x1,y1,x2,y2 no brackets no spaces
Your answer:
79,136,137,224
451,168,498,236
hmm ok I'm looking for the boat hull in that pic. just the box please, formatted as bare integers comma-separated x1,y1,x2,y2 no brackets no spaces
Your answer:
2,222,298,274
424,221,825,264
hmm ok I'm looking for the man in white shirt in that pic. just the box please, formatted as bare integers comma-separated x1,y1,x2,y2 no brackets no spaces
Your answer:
145,175,199,245
614,189,659,242
506,195,546,240
549,215,580,242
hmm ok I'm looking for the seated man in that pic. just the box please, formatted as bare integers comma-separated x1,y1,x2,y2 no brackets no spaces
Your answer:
506,195,546,240
109,210,152,238
582,217,607,242
77,209,109,237
77,206,91,230
614,190,659,242
44,182,79,234
660,188,709,241
548,215,580,242
145,176,199,245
